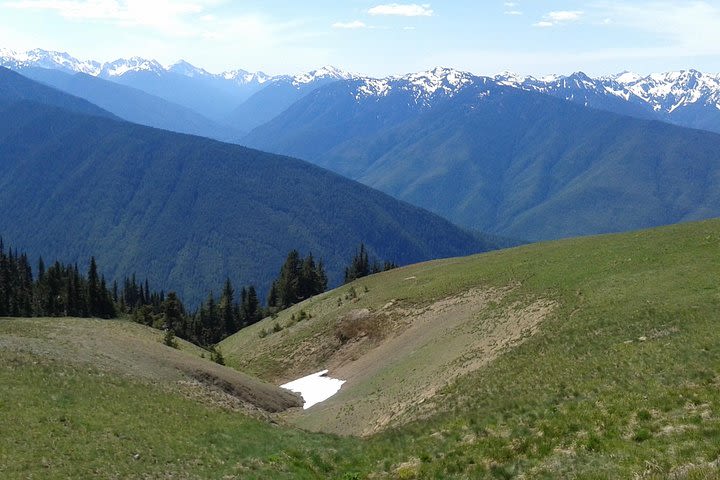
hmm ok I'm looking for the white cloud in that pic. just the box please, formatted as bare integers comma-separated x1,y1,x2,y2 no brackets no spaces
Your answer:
3,0,214,35
596,0,720,55
534,10,583,27
504,1,517,6
332,20,367,29
547,11,583,22
368,3,433,17
504,10,522,16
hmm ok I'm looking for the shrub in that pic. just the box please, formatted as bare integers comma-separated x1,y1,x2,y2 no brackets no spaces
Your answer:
335,309,383,343
163,329,178,349
208,346,225,365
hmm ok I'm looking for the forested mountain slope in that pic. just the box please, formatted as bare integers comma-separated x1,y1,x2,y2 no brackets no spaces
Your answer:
0,73,494,304
245,72,720,241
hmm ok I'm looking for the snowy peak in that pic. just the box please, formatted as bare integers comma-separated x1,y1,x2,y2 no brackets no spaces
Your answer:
620,69,720,113
401,66,475,97
494,69,720,114
291,65,353,86
100,57,165,78
0,48,101,75
221,69,273,85
353,67,478,105
168,60,212,78
601,71,643,84
494,71,535,87
0,48,273,86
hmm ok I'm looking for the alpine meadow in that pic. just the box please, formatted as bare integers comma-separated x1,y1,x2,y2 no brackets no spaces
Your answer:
2,1,720,479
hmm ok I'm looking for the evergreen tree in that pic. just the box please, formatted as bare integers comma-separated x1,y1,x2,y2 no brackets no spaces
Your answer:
219,278,237,337
87,257,101,317
162,292,185,333
267,281,278,308
345,243,370,283
242,285,260,326
344,243,396,283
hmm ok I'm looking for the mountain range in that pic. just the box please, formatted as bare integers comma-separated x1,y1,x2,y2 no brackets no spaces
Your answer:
243,67,720,240
4,48,720,135
0,66,494,305
3,48,720,246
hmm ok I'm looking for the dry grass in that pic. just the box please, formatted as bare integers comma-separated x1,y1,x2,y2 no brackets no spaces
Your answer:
0,317,302,413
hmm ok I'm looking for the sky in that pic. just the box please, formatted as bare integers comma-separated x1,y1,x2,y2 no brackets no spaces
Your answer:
1,1,720,77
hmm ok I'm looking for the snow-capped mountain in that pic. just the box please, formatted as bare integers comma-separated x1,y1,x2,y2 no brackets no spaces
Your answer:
621,70,720,113
5,47,720,134
99,56,165,78
0,48,101,75
494,69,720,132
221,69,273,85
290,65,354,86
0,49,279,120
354,67,477,105
224,65,355,132
0,48,273,85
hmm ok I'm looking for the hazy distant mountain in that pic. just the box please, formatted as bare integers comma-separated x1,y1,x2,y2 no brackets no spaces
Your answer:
0,49,272,121
6,48,720,134
225,66,355,133
17,67,240,140
245,67,720,241
0,70,494,304
0,66,112,118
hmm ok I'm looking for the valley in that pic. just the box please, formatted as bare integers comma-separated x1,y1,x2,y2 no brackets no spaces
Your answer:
2,9,720,477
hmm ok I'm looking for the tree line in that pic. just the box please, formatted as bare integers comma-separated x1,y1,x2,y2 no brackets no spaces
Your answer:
1,238,397,348
0,239,115,318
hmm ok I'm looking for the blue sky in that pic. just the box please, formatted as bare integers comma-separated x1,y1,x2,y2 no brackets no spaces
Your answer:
1,1,720,77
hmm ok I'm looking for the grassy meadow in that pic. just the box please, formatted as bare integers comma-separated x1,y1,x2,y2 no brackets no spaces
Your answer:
3,219,720,478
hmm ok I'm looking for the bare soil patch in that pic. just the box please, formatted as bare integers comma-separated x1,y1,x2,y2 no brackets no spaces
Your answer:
287,286,557,435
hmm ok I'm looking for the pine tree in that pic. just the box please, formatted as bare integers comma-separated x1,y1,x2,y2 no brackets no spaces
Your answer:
219,278,236,337
267,281,278,308
87,257,101,317
243,285,260,326
162,292,185,333
276,249,302,308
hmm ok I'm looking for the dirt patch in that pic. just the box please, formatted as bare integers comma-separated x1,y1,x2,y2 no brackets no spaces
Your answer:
289,286,557,436
334,309,385,344
186,369,302,413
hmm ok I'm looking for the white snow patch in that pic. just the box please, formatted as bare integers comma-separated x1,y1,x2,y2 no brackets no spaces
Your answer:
281,370,346,409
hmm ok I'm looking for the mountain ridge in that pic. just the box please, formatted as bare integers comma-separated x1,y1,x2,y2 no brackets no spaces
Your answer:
0,70,495,305
244,74,720,241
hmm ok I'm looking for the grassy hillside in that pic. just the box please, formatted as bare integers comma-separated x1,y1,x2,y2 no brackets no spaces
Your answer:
3,219,720,478
0,72,495,305
222,218,720,477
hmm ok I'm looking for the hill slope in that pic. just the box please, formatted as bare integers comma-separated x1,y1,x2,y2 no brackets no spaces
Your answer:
19,67,240,140
3,219,720,478
244,72,720,241
0,73,492,304
226,66,352,133
220,217,720,476
0,66,112,118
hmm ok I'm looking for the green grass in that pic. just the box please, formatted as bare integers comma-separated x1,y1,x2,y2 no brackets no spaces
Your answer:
5,219,720,478
0,350,359,479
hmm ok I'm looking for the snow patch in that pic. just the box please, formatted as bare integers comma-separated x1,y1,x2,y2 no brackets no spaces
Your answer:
281,370,346,409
